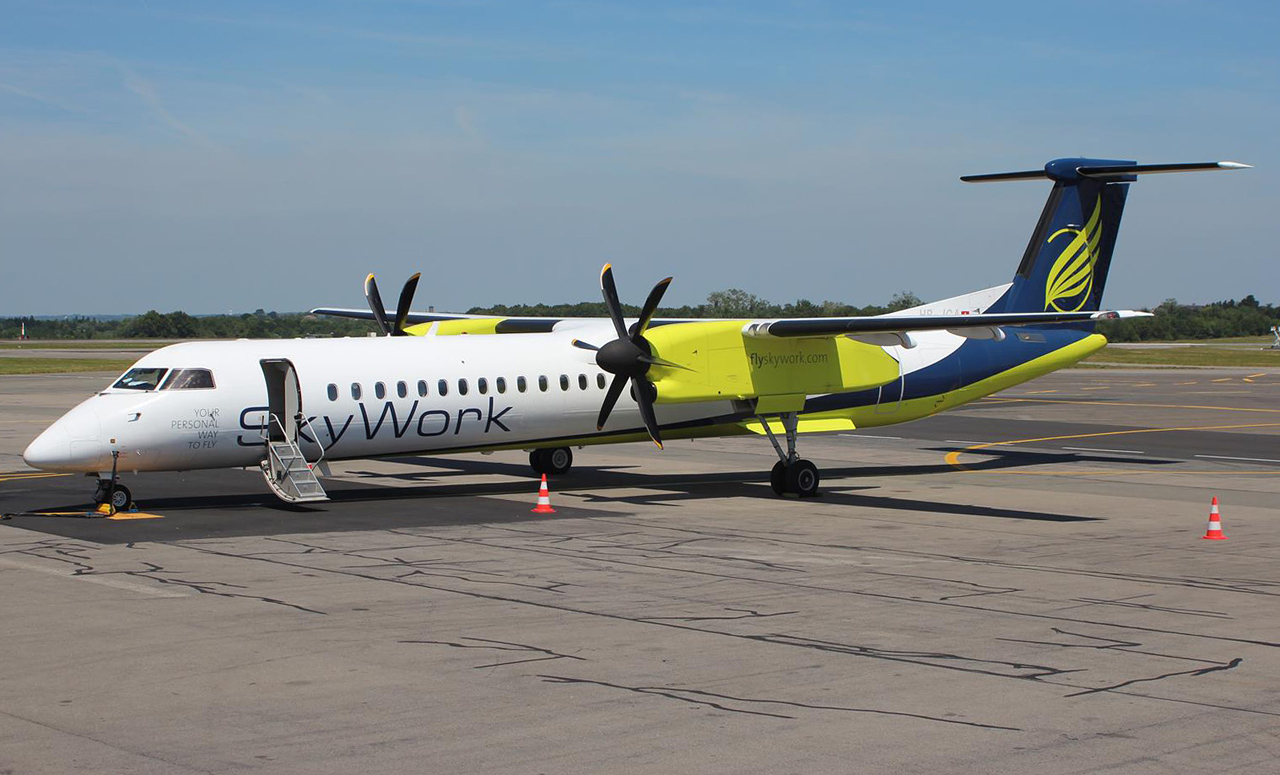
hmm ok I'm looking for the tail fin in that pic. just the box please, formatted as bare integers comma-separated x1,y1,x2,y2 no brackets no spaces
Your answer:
970,158,1250,313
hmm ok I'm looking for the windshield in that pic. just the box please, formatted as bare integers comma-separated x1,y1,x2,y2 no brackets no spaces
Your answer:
161,368,216,390
112,367,168,391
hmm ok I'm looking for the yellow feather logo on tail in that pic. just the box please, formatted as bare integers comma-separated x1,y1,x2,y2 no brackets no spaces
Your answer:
1044,196,1102,312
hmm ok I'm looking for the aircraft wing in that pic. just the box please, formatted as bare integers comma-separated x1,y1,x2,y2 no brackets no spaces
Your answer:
312,306,1151,340
310,307,570,333
745,309,1152,340
310,307,486,324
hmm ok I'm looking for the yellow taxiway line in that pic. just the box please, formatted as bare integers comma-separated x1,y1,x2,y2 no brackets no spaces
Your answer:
979,397,1280,414
945,422,1280,476
0,472,70,483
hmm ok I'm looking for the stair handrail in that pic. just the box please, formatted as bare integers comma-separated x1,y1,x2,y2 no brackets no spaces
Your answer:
296,414,326,468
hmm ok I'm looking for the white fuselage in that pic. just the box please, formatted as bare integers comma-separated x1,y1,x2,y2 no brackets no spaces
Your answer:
21,285,1009,478
23,328,739,475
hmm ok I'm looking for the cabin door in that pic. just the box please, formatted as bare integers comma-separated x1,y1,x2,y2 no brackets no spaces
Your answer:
260,359,303,443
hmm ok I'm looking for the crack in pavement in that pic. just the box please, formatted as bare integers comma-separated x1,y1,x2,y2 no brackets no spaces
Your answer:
1064,657,1244,697
537,675,1021,730
400,637,586,668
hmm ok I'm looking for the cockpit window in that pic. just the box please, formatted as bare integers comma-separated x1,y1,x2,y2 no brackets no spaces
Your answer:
112,367,168,391
161,368,216,390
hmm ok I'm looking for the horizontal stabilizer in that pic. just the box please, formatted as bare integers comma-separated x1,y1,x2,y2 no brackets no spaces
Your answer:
1076,161,1252,178
959,169,1050,183
963,159,1251,183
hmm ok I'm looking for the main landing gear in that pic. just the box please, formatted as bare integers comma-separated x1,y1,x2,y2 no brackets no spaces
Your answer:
530,447,574,476
759,412,820,498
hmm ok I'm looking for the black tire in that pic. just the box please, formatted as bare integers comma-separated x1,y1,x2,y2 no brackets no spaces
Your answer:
529,449,548,475
785,460,820,498
545,447,573,475
110,484,133,511
770,461,788,496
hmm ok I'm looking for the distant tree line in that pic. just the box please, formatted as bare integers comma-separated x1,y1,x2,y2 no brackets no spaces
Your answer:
466,289,926,320
3,293,1275,342
1094,295,1279,341
1,309,379,340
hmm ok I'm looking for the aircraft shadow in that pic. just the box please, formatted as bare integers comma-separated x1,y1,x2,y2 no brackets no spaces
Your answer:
3,446,1174,524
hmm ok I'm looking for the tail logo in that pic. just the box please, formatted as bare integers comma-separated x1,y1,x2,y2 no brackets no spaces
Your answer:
1044,196,1102,312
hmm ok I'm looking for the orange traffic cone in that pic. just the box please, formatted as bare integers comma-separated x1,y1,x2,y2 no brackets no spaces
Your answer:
531,474,556,514
1202,497,1227,540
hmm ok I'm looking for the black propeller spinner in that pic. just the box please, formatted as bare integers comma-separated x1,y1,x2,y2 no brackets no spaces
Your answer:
571,264,686,448
364,272,422,336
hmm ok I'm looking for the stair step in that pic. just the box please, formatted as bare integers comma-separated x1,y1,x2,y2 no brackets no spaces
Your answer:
261,438,329,504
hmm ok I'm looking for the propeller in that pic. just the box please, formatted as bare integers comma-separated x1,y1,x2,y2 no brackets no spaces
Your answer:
364,272,422,336
571,264,685,448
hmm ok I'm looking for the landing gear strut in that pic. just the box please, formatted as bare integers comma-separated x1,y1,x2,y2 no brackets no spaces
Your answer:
92,450,134,512
759,413,820,498
530,447,574,476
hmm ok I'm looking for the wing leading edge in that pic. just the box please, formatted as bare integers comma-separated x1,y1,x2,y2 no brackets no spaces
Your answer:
746,309,1151,340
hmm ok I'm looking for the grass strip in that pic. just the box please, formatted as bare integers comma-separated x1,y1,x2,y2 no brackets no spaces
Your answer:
0,358,133,375
1082,347,1280,368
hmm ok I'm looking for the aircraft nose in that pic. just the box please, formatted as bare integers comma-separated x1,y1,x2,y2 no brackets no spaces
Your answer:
23,402,107,472
22,422,72,470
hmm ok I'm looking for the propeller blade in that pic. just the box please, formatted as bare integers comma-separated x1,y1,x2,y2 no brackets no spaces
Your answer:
632,276,672,340
392,272,421,336
363,274,393,336
599,264,629,340
597,373,628,431
632,377,663,448
571,339,601,352
638,354,693,371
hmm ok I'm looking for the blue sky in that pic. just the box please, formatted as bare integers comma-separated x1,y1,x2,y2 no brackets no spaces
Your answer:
1,0,1276,315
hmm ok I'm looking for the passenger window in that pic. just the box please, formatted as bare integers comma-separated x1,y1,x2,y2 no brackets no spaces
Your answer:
518,376,527,393
417,380,428,397
478,377,488,395
458,379,468,396
538,376,548,392
559,374,570,391
438,379,448,397
578,374,588,390
112,367,168,391
351,383,362,400
375,382,386,399
397,381,408,399
161,368,216,390
327,384,338,401
496,377,507,394
597,373,607,389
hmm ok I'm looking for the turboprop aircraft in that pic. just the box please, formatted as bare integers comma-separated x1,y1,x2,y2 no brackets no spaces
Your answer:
22,157,1249,510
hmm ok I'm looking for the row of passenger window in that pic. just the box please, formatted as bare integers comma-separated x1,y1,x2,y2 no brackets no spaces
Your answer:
327,373,609,402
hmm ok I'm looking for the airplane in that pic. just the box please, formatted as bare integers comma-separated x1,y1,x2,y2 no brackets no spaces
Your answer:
21,157,1249,512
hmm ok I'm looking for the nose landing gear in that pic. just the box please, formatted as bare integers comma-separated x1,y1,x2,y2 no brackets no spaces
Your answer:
91,450,134,514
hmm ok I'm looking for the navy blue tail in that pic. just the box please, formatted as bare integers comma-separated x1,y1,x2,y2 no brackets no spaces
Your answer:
982,158,1134,314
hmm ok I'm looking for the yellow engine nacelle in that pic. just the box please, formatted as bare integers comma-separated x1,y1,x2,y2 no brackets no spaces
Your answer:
644,321,901,406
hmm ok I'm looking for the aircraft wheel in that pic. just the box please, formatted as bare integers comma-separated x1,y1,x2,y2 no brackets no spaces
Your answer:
545,447,573,475
770,461,788,496
785,460,820,498
109,484,133,511
529,450,548,475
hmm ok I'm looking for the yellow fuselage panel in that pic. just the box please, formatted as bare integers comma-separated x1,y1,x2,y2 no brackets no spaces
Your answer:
644,321,901,404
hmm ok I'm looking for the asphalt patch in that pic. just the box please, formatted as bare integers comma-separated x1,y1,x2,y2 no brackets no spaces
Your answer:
0,468,613,544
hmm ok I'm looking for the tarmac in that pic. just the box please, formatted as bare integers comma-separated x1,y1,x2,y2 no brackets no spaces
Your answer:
2,367,1278,774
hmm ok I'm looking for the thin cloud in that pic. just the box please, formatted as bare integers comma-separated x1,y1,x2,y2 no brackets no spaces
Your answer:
119,65,213,146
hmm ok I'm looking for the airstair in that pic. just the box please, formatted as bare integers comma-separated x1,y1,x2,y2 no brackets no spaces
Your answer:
259,414,328,503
